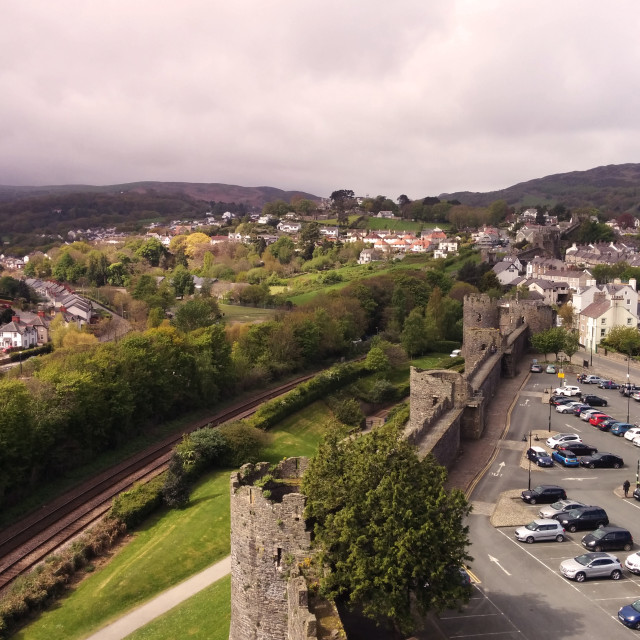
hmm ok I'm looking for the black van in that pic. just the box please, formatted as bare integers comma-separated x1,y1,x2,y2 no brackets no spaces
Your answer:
582,526,633,552
557,507,608,533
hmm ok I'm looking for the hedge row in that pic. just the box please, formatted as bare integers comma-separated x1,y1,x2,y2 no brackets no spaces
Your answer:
109,475,166,529
8,343,53,362
247,362,367,430
0,518,125,638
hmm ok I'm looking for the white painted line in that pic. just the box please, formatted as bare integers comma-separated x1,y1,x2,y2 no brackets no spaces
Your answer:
565,423,582,432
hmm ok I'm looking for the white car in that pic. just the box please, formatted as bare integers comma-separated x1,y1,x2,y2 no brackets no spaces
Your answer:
546,433,582,449
553,386,581,397
624,427,640,442
580,409,602,422
625,552,640,575
633,435,640,448
556,402,582,414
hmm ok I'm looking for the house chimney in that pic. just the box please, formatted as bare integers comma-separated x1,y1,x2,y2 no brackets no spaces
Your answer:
629,278,637,291
11,315,20,323
60,306,67,313
37,311,45,317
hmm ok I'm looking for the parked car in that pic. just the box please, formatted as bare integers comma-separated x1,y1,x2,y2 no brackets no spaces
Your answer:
582,394,608,407
571,404,592,416
557,442,598,457
580,408,602,422
597,417,620,431
539,499,587,520
450,349,462,358
552,449,580,467
632,392,640,402
546,433,582,449
560,552,623,582
599,380,621,389
589,414,612,427
621,384,640,396
549,395,573,406
553,386,581,397
618,599,640,629
556,402,583,414
582,526,633,552
530,363,543,373
526,446,553,467
579,453,624,469
634,435,640,447
583,375,603,385
611,423,634,437
546,364,557,374
624,551,640,575
634,487,640,502
624,427,640,442
515,519,566,543
521,484,567,505
557,506,609,533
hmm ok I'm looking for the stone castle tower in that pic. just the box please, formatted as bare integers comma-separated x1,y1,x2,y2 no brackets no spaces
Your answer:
461,294,502,373
229,457,315,640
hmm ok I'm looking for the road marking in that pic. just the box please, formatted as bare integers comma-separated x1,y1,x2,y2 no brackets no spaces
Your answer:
466,567,482,584
564,477,598,481
564,423,582,432
491,462,505,477
488,555,511,576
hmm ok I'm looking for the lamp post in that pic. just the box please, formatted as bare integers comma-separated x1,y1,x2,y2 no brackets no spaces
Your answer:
528,430,532,490
627,351,631,424
548,392,552,432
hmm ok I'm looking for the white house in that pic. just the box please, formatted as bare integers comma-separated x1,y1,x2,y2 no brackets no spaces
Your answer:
276,221,302,233
0,315,38,350
492,262,521,285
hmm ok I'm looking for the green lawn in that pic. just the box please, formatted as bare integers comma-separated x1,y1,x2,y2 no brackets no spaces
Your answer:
126,576,231,640
219,303,277,324
15,403,337,640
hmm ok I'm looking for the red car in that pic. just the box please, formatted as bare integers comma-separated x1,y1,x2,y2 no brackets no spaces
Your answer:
589,414,611,426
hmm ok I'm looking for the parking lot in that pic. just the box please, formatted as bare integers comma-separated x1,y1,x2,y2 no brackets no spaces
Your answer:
429,370,640,639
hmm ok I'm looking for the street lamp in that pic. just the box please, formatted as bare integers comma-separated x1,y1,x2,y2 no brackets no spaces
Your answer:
528,431,532,490
627,351,631,424
548,393,552,432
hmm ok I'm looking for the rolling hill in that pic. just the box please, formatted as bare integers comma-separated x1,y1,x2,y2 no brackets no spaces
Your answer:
439,163,640,213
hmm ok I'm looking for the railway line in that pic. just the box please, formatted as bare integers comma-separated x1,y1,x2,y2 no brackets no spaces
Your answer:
0,373,315,593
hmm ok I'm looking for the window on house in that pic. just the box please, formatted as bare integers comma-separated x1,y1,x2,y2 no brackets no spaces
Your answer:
628,318,633,325
601,329,606,337
601,318,606,324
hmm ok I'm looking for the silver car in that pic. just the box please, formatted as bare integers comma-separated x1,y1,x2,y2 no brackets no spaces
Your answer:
539,500,587,520
560,552,623,582
515,519,565,543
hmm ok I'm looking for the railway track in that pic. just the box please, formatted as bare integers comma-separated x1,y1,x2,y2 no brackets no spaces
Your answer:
0,373,315,593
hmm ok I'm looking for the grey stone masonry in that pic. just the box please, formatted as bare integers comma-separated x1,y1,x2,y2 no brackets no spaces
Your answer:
229,458,312,640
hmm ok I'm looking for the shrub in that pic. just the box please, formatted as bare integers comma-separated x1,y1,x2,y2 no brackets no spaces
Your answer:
109,475,165,529
218,421,267,467
329,397,364,427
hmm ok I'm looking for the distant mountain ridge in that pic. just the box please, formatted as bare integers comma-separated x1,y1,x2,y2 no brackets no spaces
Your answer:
0,181,321,207
439,163,640,213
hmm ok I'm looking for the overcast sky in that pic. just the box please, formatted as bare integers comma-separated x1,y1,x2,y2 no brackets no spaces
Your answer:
2,2,639,200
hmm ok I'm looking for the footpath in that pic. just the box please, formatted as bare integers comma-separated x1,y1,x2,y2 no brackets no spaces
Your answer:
87,349,633,640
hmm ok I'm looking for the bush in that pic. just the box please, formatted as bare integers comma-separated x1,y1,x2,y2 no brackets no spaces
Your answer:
218,421,267,467
431,340,460,354
109,475,165,529
329,397,364,427
8,343,52,361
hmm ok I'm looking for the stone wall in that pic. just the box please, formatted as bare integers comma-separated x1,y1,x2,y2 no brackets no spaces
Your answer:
229,458,312,640
287,576,318,640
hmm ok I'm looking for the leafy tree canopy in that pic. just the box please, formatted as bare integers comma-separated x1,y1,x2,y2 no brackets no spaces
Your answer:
302,423,471,634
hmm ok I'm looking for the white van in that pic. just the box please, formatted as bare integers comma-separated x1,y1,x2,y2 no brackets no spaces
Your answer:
450,349,462,358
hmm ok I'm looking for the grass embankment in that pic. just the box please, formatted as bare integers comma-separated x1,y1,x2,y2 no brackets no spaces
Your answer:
15,402,339,640
218,303,277,324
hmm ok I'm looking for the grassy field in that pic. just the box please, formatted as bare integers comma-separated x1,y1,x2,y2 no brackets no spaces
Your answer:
126,576,231,640
219,303,277,324
15,401,338,640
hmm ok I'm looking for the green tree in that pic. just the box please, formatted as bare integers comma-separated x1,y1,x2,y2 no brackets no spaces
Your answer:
173,298,221,333
603,326,640,356
136,238,166,267
365,346,389,372
302,424,471,635
563,331,580,362
269,236,295,264
530,330,552,360
171,265,195,298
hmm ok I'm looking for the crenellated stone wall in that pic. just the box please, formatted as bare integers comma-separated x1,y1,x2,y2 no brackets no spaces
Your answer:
229,458,312,640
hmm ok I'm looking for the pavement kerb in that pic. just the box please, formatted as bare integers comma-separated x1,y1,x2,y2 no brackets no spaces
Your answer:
464,371,531,501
